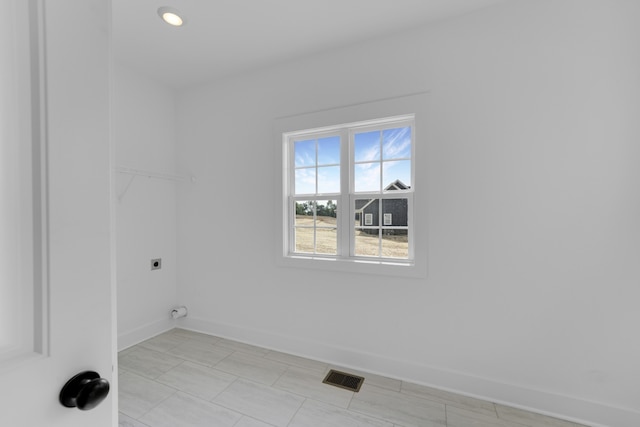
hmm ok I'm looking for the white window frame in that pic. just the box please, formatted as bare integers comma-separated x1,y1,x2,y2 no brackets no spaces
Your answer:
274,93,428,278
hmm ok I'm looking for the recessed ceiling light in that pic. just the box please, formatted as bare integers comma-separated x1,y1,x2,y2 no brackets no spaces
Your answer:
158,7,185,27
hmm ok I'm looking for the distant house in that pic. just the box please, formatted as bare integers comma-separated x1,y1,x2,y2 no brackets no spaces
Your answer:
355,180,409,234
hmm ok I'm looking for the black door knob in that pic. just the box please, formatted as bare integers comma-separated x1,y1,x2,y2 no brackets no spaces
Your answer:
59,371,110,410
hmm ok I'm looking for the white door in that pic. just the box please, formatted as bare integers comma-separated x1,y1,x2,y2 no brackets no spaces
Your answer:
0,1,114,426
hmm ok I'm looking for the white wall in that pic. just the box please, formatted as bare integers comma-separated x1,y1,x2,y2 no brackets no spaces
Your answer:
175,1,640,425
113,64,178,349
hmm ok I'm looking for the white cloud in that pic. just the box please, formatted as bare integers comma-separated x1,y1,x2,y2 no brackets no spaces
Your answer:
383,127,411,159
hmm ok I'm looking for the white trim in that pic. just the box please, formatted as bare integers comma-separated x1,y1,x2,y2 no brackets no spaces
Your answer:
117,318,176,351
32,0,49,359
178,316,640,427
277,253,419,277
0,0,49,369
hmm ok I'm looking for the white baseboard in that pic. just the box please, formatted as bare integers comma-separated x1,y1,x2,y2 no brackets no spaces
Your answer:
178,316,639,427
117,318,176,351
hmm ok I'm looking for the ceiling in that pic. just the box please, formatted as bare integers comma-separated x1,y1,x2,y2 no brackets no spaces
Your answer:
112,0,507,89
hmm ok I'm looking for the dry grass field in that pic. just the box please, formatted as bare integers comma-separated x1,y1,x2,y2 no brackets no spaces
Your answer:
294,215,408,258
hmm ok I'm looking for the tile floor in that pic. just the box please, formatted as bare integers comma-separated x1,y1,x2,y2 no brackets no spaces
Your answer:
118,328,588,427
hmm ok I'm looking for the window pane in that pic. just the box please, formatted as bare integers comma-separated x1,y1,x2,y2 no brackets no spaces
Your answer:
382,229,408,259
383,160,411,190
383,127,411,160
355,230,379,257
354,130,380,162
294,227,314,253
355,197,379,256
317,199,338,255
316,200,337,225
354,198,378,227
295,168,315,195
316,228,337,255
354,163,380,192
294,139,316,167
382,198,407,227
294,201,314,225
317,166,340,194
294,200,337,255
317,136,340,165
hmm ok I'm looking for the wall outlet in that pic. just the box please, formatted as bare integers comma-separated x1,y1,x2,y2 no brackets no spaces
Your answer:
151,258,162,270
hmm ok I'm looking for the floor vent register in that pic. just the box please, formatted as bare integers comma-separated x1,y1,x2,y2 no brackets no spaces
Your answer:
322,369,365,392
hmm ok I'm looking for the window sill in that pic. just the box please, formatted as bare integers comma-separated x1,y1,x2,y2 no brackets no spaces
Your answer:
277,254,426,279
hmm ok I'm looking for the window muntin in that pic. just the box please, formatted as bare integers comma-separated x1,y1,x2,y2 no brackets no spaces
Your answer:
294,135,340,195
353,125,412,193
293,199,338,255
286,116,414,263
353,197,410,259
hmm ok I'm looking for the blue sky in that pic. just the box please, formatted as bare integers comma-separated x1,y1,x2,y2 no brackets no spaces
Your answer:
294,127,411,195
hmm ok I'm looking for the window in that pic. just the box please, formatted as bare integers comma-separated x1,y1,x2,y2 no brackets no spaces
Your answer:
275,93,428,278
285,115,414,261
365,213,374,226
